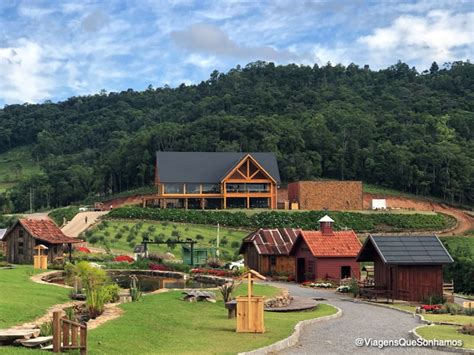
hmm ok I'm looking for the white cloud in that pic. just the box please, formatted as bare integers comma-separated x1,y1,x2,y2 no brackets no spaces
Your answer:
0,39,58,103
170,24,302,62
358,10,474,67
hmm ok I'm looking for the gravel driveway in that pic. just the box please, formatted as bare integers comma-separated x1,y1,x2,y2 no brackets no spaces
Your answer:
268,282,447,354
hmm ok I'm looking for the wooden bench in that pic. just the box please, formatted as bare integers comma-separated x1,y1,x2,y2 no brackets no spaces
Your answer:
360,288,393,303
225,300,237,319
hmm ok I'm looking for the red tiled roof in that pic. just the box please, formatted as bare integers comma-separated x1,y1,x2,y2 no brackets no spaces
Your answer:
20,219,81,244
240,228,300,255
297,230,362,257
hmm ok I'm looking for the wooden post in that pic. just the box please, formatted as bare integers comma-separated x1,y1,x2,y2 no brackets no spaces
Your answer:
247,273,252,330
62,322,70,348
80,326,87,355
71,324,78,347
53,311,61,353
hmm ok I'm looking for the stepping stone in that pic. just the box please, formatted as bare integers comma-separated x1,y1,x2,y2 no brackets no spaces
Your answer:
0,329,40,342
18,336,53,348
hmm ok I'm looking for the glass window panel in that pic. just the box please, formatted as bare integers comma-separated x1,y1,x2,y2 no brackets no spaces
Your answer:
164,184,184,194
185,184,200,194
202,184,220,194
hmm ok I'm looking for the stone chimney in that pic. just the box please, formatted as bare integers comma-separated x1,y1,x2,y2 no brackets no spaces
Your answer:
318,215,334,235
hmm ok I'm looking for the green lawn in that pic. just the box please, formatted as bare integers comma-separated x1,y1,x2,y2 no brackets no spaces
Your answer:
88,292,337,354
84,220,248,261
0,146,41,192
417,325,474,349
0,266,70,328
423,313,474,325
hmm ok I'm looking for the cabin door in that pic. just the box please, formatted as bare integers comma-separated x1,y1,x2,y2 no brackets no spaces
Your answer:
296,258,306,283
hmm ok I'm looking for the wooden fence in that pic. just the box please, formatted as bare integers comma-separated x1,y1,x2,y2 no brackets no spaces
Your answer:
52,311,87,355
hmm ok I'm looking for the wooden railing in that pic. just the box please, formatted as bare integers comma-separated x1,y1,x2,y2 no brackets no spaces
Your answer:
53,311,87,355
443,280,454,295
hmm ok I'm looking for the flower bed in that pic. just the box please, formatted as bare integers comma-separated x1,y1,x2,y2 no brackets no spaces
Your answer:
301,281,334,288
149,263,170,271
113,255,134,263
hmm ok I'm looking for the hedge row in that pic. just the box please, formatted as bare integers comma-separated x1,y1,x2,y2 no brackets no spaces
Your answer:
106,207,452,232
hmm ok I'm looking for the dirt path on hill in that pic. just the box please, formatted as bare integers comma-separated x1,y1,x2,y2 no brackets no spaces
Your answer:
364,193,474,236
61,211,108,238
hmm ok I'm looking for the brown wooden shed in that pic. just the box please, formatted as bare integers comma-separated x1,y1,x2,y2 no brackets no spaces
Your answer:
3,219,81,264
356,235,454,302
239,228,299,276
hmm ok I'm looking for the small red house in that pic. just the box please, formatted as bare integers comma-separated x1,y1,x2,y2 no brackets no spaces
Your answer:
289,216,362,282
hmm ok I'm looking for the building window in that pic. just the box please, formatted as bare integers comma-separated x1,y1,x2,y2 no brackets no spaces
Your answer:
164,184,184,194
202,184,220,194
247,184,269,192
269,256,276,267
185,183,200,194
18,230,24,255
226,184,245,193
250,198,269,208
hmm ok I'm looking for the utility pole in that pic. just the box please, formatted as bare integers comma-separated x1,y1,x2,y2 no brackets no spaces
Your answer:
216,223,220,259
29,187,33,213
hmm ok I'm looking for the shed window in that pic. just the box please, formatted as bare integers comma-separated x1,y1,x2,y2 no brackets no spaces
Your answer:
269,256,276,266
164,184,184,194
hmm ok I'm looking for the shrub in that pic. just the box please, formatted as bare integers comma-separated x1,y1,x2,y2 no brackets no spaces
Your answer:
40,321,53,336
220,237,228,246
115,233,123,240
464,308,474,316
231,241,240,248
459,324,474,336
444,302,463,315
126,234,135,242
103,284,120,303
107,206,451,233
104,231,110,237
148,225,156,233
163,262,190,273
219,281,240,305
171,230,180,238
89,235,99,244
206,258,222,268
422,294,446,305
148,253,163,263
196,234,204,240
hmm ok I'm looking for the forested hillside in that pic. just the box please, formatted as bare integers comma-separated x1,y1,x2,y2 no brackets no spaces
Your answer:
0,61,473,212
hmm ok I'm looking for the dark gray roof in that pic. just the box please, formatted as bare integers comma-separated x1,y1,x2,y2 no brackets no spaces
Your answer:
0,228,6,240
357,235,453,265
155,152,281,183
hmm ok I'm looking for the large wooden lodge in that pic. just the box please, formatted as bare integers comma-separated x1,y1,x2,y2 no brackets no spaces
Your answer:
143,152,280,209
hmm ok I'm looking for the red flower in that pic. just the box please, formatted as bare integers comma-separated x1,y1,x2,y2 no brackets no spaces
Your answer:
113,255,134,263
149,263,170,271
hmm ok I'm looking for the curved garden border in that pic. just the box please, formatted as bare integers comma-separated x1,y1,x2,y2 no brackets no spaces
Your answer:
358,300,473,353
409,325,474,354
238,305,342,355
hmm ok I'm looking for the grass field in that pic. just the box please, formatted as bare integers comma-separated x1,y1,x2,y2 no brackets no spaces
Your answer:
84,220,248,261
416,325,474,349
0,266,70,328
0,146,41,192
87,291,337,354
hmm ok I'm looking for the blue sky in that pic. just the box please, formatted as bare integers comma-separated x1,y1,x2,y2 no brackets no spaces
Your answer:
0,0,473,106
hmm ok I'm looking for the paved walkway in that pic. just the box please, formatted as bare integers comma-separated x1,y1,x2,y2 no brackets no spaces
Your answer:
61,211,108,238
268,282,445,354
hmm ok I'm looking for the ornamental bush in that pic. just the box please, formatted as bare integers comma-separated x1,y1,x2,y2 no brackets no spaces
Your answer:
107,206,450,232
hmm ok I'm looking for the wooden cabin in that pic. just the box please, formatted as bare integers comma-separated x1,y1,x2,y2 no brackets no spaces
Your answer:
356,235,454,302
0,228,6,255
3,219,81,264
289,216,362,282
239,228,299,276
144,152,280,209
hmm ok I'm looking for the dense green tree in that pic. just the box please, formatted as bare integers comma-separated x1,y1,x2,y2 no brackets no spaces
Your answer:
0,60,473,211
